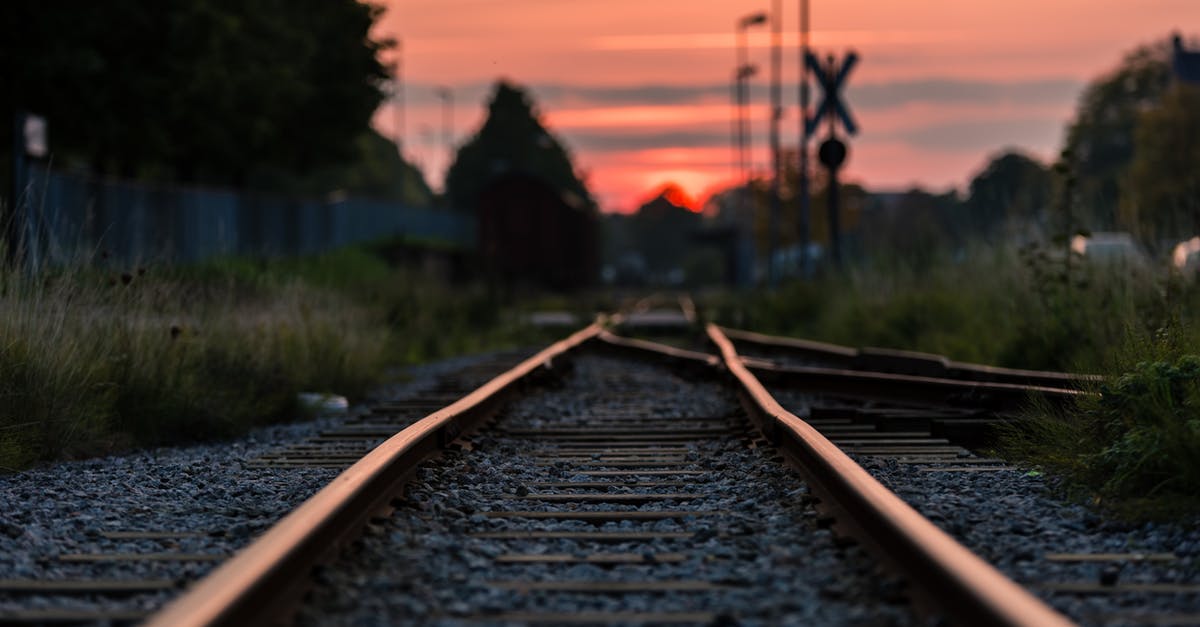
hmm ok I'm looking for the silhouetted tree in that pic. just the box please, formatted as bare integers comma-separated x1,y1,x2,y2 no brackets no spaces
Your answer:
444,81,592,212
1063,38,1173,228
251,130,434,205
1123,84,1200,247
965,151,1053,237
2,0,391,184
859,188,961,267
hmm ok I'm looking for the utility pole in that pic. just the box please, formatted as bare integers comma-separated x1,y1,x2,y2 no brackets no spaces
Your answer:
767,0,782,287
797,0,811,278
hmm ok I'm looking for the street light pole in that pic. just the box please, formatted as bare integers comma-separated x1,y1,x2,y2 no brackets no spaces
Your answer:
735,12,767,281
797,0,811,278
736,13,767,187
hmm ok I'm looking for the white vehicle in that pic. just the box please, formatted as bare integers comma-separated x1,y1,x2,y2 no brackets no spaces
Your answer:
1172,236,1200,276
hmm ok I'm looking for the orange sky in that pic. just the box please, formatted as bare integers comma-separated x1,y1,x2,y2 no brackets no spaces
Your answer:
373,0,1200,212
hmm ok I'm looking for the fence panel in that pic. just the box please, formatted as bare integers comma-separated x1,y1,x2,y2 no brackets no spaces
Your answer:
19,166,473,265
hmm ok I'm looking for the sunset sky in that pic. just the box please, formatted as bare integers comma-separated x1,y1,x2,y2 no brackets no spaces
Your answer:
372,1,1199,213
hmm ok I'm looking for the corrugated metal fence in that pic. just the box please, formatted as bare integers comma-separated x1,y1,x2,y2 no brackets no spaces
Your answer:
16,165,473,265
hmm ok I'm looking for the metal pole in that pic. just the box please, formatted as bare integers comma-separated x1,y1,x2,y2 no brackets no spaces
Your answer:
829,158,841,267
797,0,811,278
736,27,748,190
826,55,841,267
731,71,738,183
768,0,782,287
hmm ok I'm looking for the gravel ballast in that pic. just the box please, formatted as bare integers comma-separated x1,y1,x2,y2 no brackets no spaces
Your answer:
0,349,526,620
295,353,917,626
6,336,1197,626
769,387,1200,626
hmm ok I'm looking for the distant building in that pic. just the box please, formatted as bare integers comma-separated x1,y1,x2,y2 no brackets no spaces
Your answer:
1173,34,1200,84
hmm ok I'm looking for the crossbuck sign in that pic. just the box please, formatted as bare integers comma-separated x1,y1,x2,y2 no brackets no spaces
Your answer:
804,51,858,137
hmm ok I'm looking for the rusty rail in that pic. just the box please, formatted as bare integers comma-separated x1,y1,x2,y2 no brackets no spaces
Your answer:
145,322,604,627
707,323,1074,627
745,358,1086,407
720,325,1098,389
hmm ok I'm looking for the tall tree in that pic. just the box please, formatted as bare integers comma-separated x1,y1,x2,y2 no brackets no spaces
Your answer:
444,81,593,212
965,151,1053,237
1062,38,1173,228
1123,84,1200,247
2,0,391,184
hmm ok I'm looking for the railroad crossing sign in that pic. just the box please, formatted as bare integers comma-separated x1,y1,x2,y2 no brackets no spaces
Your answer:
818,137,847,169
805,51,858,136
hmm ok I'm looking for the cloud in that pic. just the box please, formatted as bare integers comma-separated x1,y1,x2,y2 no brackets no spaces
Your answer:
399,77,1082,112
564,130,729,152
847,79,1083,110
882,117,1066,152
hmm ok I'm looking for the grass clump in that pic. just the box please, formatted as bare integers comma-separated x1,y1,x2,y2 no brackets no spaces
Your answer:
1090,356,1200,498
0,264,390,469
0,237,570,471
1000,327,1200,519
705,245,1200,518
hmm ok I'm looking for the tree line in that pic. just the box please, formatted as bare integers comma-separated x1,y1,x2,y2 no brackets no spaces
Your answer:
3,1,431,203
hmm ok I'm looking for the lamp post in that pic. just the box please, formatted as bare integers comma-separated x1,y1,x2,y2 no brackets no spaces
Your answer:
737,63,758,185
736,12,767,283
736,12,767,189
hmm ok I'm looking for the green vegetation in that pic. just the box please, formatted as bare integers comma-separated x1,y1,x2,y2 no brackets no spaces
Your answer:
705,244,1163,372
705,246,1200,518
1002,353,1200,518
3,1,422,199
0,245,556,471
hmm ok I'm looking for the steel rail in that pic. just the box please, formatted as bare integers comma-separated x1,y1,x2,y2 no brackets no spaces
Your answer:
595,329,720,368
720,325,1099,389
707,323,1074,627
145,322,605,627
745,358,1086,407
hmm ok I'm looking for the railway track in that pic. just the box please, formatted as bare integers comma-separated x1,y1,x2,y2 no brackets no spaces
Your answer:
3,303,1195,625
139,313,1075,626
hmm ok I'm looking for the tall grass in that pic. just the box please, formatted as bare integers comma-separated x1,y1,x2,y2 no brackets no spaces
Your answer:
707,246,1200,518
0,243,555,471
0,261,390,469
707,245,1168,373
